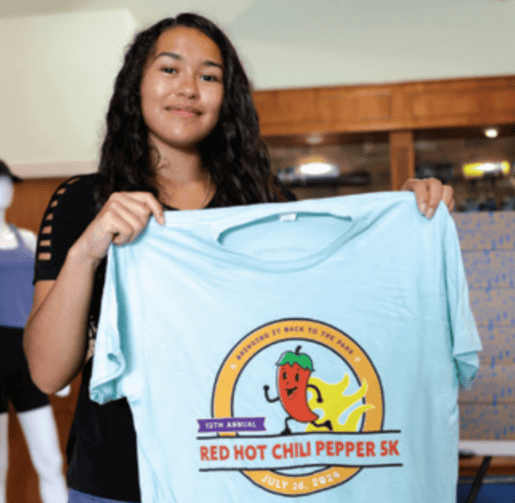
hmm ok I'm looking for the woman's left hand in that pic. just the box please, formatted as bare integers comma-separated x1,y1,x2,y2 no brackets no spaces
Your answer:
401,178,455,219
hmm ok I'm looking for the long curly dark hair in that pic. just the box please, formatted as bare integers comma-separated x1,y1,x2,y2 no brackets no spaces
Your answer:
94,13,284,209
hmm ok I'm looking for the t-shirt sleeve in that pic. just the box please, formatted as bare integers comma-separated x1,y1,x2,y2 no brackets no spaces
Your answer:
443,210,482,389
89,245,130,405
34,175,97,283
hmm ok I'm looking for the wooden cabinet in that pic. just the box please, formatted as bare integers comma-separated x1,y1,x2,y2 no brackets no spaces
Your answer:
255,75,515,134
254,85,404,135
254,75,515,190
407,77,515,128
253,89,319,130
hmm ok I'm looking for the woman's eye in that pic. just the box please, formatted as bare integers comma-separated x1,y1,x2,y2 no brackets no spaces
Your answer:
202,74,220,82
161,67,177,74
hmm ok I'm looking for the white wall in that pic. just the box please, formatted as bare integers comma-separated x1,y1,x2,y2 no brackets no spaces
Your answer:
0,9,137,176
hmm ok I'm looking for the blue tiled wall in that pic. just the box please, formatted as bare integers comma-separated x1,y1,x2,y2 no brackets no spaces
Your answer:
453,211,515,441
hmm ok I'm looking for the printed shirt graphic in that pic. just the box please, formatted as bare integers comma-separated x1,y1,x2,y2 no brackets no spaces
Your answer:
90,192,481,503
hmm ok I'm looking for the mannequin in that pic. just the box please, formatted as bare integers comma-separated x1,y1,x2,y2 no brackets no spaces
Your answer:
0,162,68,503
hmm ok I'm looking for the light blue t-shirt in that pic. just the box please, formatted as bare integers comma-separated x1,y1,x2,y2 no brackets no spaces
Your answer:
90,192,481,503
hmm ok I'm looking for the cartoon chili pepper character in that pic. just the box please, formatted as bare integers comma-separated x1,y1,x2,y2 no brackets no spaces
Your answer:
264,345,333,435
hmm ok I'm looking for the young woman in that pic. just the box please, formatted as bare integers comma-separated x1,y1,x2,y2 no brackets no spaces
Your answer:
23,13,454,503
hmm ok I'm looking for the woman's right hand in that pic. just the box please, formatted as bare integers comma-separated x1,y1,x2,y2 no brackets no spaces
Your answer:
72,192,165,267
24,191,165,394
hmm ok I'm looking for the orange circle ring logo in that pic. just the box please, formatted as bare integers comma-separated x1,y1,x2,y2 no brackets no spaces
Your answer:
212,318,384,496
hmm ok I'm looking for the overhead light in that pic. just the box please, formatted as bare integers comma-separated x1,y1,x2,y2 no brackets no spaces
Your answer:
484,127,499,138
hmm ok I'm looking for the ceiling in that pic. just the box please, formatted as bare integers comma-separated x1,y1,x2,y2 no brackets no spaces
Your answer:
0,0,256,26
0,0,494,52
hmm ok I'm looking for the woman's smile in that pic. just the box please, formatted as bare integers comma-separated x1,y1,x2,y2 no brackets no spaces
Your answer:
166,106,201,118
140,26,224,153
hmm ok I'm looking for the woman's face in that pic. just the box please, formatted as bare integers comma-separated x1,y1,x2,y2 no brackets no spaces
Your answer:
140,26,224,154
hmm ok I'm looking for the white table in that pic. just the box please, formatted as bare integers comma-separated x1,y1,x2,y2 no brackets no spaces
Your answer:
458,441,515,503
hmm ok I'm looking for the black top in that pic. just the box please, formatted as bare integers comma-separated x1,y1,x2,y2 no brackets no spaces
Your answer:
35,175,142,501
34,174,292,501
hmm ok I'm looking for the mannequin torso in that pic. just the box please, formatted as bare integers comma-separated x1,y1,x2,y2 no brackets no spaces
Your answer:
0,176,36,253
0,223,37,253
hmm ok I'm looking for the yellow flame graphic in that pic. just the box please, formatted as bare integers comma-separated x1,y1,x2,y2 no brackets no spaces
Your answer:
305,374,374,432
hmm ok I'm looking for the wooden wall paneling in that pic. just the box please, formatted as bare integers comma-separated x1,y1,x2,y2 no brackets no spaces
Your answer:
253,88,319,135
315,86,396,130
410,89,480,126
255,75,515,139
485,87,515,123
389,131,415,190
407,77,515,129
6,178,68,235
255,84,409,136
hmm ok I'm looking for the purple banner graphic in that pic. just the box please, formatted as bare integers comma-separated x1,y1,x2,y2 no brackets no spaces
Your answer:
198,417,266,433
